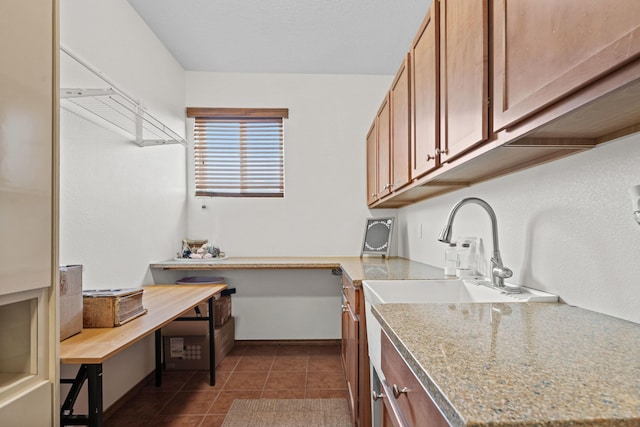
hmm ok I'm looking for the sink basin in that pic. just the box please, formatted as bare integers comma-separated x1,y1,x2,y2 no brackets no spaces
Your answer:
363,279,558,385
363,278,558,305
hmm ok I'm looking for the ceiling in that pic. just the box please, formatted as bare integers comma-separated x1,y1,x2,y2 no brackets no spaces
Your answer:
127,0,432,75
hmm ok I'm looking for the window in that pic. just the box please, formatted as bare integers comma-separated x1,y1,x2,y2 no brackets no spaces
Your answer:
186,108,289,197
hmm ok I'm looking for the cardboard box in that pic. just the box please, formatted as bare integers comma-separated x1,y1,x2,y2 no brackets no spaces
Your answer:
214,295,232,327
164,317,235,370
162,295,232,335
59,265,83,341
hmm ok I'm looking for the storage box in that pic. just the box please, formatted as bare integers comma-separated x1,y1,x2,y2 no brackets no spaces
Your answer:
215,295,232,327
59,265,83,341
164,317,235,370
82,288,147,328
163,295,232,336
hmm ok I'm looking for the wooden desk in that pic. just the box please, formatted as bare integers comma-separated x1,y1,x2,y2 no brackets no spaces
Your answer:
60,284,227,427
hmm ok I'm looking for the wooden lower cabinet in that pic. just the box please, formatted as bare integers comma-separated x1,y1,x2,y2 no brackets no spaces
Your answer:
381,332,448,427
342,294,359,425
341,275,371,427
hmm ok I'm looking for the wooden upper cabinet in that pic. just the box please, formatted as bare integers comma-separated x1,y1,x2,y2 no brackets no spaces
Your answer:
411,3,439,180
376,95,392,199
493,0,640,131
439,0,489,163
366,121,378,205
390,55,411,192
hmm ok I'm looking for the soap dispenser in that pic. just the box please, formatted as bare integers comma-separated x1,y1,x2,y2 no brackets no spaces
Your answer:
444,243,457,276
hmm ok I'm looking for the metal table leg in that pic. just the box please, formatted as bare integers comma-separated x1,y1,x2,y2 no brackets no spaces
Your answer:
60,363,103,427
155,329,162,386
87,364,104,427
208,296,216,386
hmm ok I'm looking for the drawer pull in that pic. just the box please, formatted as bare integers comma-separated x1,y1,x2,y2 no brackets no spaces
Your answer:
372,391,385,401
392,384,409,398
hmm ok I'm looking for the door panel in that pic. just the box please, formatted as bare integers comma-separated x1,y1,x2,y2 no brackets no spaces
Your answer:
439,0,489,163
411,4,439,179
493,0,640,131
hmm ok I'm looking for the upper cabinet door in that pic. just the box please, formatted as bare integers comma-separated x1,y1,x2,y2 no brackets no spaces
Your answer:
411,3,439,180
493,0,640,131
366,121,378,205
376,95,392,199
439,0,489,163
390,55,411,191
0,0,54,296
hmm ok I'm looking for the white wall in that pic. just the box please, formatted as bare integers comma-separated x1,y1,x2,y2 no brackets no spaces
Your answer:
183,72,395,340
59,0,187,412
398,134,640,324
185,71,395,255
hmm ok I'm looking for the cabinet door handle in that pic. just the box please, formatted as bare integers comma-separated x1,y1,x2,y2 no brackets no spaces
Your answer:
372,391,385,401
392,384,409,398
436,148,448,155
426,153,435,161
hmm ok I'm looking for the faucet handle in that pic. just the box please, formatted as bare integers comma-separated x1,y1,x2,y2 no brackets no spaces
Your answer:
492,265,513,279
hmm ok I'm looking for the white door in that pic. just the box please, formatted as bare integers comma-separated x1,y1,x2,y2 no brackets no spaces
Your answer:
0,0,58,426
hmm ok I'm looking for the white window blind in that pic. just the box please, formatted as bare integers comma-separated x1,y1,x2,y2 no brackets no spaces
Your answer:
187,108,288,197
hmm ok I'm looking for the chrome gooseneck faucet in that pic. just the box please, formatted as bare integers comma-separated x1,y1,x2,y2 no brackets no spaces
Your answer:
438,197,516,291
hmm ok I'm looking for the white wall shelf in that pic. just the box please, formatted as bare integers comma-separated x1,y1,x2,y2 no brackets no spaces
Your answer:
60,47,187,147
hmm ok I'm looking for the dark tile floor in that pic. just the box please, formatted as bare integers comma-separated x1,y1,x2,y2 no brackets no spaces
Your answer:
105,343,347,427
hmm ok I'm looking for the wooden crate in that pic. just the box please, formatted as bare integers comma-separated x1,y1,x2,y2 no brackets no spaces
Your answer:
83,288,146,328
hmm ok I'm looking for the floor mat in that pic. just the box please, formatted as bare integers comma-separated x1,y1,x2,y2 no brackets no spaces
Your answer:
222,398,351,427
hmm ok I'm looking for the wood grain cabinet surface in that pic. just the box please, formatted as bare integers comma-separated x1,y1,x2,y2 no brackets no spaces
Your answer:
390,55,411,192
381,332,448,427
367,0,640,208
439,0,489,163
492,0,640,131
410,3,439,181
341,275,371,427
376,96,391,200
366,122,378,205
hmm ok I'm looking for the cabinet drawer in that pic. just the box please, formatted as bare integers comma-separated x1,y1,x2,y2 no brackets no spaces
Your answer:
342,275,360,314
381,332,448,427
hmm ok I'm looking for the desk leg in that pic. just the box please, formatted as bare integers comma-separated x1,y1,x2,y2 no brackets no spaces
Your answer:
61,364,103,427
208,297,216,386
87,364,104,427
155,329,162,386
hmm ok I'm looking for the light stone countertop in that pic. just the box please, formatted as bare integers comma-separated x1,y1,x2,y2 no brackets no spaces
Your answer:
373,302,640,427
150,256,445,285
